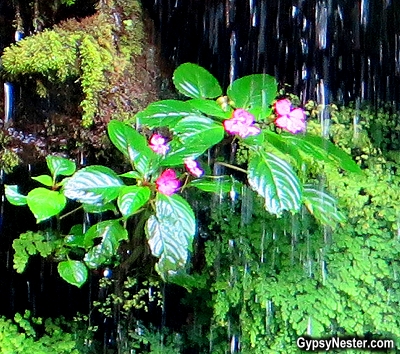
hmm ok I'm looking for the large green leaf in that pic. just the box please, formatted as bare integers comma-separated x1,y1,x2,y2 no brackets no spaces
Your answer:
172,115,224,143
27,188,67,223
303,185,345,228
84,220,128,268
107,120,157,176
161,116,225,166
227,74,277,118
58,260,88,288
63,165,124,205
173,63,222,99
117,186,151,218
46,155,76,178
145,194,195,279
188,99,232,119
31,175,53,187
4,185,27,206
136,100,199,128
248,151,302,215
282,133,362,174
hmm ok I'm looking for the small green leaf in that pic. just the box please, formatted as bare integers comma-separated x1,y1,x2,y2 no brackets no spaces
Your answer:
63,165,124,205
189,177,238,194
82,202,117,214
46,155,76,177
107,120,157,176
64,225,86,248
32,175,53,187
136,100,198,128
248,151,302,215
227,74,277,118
188,99,232,119
84,220,128,268
58,260,88,288
27,188,67,223
4,185,27,206
117,186,151,218
119,171,142,179
145,194,195,279
303,185,345,228
173,63,222,99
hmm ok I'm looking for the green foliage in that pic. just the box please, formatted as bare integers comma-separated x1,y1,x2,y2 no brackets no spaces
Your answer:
5,63,351,288
185,103,400,353
0,311,91,354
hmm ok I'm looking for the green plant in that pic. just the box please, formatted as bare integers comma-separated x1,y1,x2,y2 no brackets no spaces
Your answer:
177,102,400,353
0,311,95,354
4,63,356,293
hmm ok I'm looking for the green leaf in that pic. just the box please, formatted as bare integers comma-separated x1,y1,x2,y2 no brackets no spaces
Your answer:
84,220,128,268
264,130,304,166
107,120,157,176
227,74,277,118
58,260,88,288
287,134,362,174
32,175,53,187
303,185,345,228
63,165,124,205
172,115,224,143
136,100,198,128
27,188,67,223
188,99,232,119
119,171,142,179
248,151,302,215
189,177,239,194
64,225,86,248
173,63,222,99
117,186,151,218
4,185,27,206
145,194,195,279
82,202,117,214
161,116,224,166
46,155,76,177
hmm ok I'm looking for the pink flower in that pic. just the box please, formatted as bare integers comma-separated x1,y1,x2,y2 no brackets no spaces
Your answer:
274,99,306,134
149,134,169,155
156,169,180,196
223,109,261,138
184,158,204,177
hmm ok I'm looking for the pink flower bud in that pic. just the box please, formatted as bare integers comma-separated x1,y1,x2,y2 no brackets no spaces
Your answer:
184,158,204,177
149,134,169,155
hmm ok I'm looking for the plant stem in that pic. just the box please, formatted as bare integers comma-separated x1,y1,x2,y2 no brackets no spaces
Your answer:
215,161,247,174
59,206,83,220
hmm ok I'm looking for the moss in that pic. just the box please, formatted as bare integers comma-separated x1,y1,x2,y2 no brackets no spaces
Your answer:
1,0,148,128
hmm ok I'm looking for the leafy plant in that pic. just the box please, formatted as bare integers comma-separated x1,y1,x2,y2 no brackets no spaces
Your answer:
5,63,357,288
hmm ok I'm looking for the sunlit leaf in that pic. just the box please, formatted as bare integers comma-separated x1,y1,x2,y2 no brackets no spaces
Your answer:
303,185,345,228
46,155,76,178
145,194,195,279
4,185,27,206
117,186,151,218
27,188,67,223
136,100,198,128
107,120,157,176
119,171,143,179
173,63,222,99
63,165,124,205
189,177,239,194
248,151,302,215
227,74,277,118
58,260,88,288
84,220,128,268
188,99,232,119
32,175,53,187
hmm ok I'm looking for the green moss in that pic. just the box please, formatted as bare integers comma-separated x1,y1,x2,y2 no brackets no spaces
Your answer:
1,0,146,127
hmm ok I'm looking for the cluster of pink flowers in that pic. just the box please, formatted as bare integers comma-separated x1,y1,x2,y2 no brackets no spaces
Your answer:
274,99,306,134
156,169,180,196
223,109,260,138
149,134,169,155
